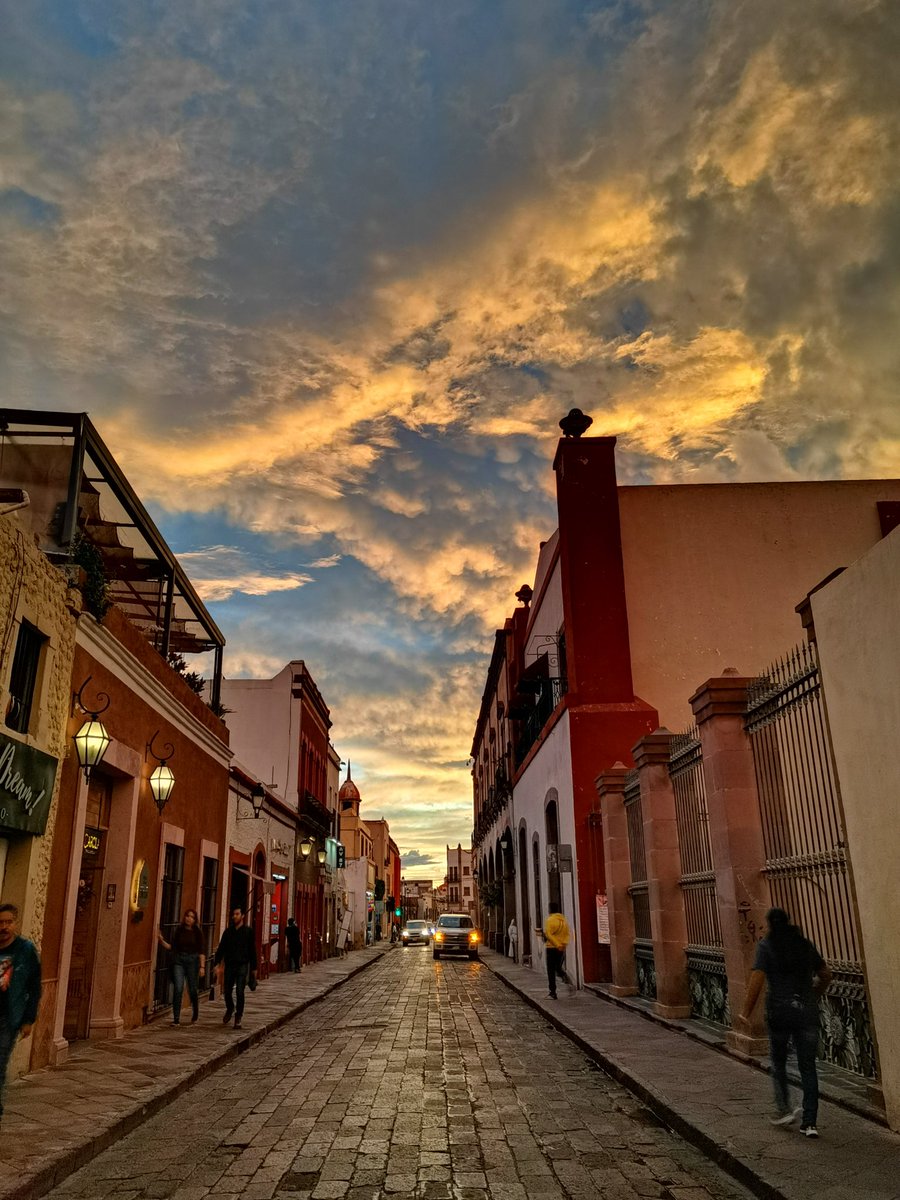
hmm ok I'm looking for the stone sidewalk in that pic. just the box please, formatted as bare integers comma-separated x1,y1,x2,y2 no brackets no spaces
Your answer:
482,949,900,1200
0,945,389,1199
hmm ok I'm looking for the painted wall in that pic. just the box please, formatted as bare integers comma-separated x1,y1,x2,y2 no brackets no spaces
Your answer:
811,526,900,1130
619,479,900,731
222,667,296,799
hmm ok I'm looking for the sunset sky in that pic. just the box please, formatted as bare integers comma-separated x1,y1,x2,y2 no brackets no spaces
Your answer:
3,1,899,876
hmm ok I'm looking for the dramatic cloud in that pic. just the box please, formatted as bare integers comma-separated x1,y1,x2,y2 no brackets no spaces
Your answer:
2,0,899,870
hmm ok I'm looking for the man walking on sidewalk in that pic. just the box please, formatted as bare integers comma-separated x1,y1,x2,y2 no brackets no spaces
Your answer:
543,903,575,999
0,902,41,1122
740,907,832,1138
214,907,257,1030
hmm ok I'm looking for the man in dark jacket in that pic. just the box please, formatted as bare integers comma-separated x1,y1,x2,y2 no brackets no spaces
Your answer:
0,902,41,1119
214,907,257,1029
285,918,302,973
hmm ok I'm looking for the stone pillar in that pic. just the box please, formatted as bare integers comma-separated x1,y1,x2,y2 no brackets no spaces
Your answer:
595,764,637,995
691,673,770,1057
633,730,691,1018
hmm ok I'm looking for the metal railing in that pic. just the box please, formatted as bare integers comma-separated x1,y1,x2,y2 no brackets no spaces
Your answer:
746,641,875,1077
514,676,567,767
669,729,728,1025
624,769,656,999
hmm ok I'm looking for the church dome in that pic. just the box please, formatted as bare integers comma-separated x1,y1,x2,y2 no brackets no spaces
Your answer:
339,764,360,803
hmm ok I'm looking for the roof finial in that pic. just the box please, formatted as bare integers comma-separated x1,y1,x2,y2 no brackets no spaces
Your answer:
346,759,352,782
559,408,593,438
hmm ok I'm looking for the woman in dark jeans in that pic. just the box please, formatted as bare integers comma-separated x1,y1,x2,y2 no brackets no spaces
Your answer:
158,908,206,1024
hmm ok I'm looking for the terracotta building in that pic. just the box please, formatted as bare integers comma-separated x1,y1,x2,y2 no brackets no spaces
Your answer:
1,410,230,1066
472,413,900,987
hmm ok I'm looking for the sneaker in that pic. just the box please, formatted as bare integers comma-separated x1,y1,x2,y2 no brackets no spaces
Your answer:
800,1126,819,1138
222,1010,234,1024
770,1107,801,1127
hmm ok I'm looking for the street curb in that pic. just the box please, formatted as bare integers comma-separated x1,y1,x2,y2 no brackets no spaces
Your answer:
8,948,389,1200
484,957,787,1200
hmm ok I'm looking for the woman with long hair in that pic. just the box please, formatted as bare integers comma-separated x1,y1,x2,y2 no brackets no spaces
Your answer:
158,908,206,1025
740,907,832,1137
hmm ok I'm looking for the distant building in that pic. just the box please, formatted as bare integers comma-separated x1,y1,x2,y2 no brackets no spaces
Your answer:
446,843,475,918
222,661,338,963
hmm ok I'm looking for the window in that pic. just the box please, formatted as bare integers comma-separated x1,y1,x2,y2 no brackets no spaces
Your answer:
463,865,469,875
200,855,219,968
5,620,45,734
463,886,470,897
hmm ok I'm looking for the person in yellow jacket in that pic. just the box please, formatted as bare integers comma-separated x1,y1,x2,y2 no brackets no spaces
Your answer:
542,903,575,999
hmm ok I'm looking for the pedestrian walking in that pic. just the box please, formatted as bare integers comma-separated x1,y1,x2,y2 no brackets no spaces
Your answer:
157,908,206,1024
213,907,258,1030
0,902,41,1124
507,917,518,962
542,902,575,999
286,918,302,972
739,907,832,1137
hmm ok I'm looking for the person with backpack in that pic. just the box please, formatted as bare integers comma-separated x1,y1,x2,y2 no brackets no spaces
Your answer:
739,907,832,1137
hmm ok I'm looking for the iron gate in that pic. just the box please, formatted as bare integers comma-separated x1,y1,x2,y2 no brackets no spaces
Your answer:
746,641,875,1077
623,769,656,1000
670,729,729,1026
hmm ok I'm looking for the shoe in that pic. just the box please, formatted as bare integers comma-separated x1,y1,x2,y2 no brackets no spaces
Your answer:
547,993,557,1000
171,1020,180,1026
191,1014,199,1024
567,982,577,997
222,1010,234,1024
233,1021,242,1030
770,1107,801,1127
800,1126,819,1138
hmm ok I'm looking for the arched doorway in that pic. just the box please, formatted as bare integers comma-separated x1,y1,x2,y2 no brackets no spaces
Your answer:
533,834,544,934
545,791,562,911
500,828,515,956
252,847,267,978
518,822,532,962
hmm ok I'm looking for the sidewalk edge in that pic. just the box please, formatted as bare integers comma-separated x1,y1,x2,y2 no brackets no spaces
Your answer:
485,958,787,1200
10,949,387,1200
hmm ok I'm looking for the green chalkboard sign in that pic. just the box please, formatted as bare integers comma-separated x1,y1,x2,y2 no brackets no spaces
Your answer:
0,731,58,835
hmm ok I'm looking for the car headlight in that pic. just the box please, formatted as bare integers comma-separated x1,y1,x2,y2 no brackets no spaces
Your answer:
469,932,479,942
402,931,409,939
435,931,444,942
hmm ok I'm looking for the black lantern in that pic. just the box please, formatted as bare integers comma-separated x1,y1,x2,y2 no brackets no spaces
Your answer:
147,730,175,814
72,677,111,782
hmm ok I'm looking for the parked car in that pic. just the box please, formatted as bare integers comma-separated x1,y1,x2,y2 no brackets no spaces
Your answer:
401,919,431,946
432,913,480,960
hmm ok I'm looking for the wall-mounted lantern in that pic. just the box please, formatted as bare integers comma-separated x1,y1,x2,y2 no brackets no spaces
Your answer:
316,845,327,865
299,836,313,860
147,730,175,814
238,782,266,820
499,831,512,855
72,676,111,783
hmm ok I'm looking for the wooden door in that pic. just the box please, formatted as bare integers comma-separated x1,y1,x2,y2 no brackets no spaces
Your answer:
64,777,111,1041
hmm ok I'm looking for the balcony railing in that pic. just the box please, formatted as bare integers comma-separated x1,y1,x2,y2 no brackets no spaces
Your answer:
472,764,513,848
514,676,567,767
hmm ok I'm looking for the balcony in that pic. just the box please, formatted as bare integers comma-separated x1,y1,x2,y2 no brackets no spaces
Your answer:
514,676,567,767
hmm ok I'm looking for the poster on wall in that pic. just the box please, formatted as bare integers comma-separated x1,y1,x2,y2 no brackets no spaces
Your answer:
596,893,610,945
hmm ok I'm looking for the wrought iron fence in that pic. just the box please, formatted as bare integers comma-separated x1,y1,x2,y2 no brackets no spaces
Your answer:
669,729,729,1025
746,641,875,1077
623,769,656,1000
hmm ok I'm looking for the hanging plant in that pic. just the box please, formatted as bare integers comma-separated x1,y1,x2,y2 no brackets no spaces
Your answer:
71,533,111,619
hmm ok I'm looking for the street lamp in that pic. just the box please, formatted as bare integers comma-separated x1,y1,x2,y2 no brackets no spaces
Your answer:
316,845,327,865
71,677,111,782
238,782,266,820
299,836,313,860
499,831,512,855
147,730,175,814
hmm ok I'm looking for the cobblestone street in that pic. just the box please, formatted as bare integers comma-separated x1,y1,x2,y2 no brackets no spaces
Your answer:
46,949,752,1200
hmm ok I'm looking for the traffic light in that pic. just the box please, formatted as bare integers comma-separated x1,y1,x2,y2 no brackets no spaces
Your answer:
394,907,402,918
374,878,386,900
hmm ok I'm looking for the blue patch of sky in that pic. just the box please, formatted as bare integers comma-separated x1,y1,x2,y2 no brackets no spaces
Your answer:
0,189,61,227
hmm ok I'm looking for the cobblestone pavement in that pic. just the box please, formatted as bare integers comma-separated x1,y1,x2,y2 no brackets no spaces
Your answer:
45,949,753,1200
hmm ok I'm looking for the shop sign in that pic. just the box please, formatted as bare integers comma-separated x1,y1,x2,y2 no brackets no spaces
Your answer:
83,826,103,856
0,731,58,836
271,837,291,856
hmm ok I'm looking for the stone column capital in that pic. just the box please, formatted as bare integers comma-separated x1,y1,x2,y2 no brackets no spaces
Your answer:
689,675,753,725
631,728,673,769
594,762,630,800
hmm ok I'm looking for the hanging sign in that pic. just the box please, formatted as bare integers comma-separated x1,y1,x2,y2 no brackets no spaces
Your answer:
0,731,58,836
596,893,610,945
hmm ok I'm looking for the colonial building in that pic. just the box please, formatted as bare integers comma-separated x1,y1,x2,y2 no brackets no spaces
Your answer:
337,767,375,948
472,411,900,988
1,410,231,1067
222,661,338,963
446,843,475,919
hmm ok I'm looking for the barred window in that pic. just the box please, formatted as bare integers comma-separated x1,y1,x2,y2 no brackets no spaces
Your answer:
5,620,46,734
